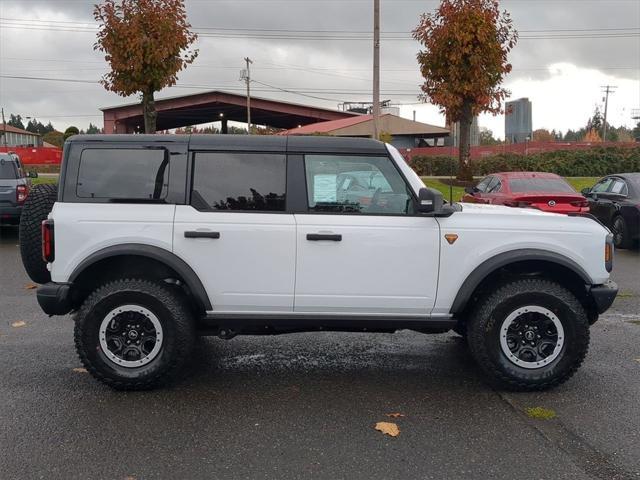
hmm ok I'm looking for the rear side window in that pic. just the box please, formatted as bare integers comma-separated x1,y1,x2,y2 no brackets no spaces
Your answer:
509,178,575,193
191,152,286,212
0,159,18,179
609,179,628,195
77,148,169,200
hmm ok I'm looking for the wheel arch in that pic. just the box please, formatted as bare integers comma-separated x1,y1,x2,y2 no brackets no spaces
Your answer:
69,244,212,313
450,249,593,316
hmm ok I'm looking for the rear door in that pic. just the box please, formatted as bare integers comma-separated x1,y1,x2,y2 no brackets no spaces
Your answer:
173,151,296,314
293,153,440,315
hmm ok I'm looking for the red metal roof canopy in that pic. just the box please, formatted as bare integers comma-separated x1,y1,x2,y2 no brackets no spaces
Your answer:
101,90,357,133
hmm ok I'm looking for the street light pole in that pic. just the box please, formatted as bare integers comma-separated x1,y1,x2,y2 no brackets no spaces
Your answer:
372,0,380,140
601,85,617,142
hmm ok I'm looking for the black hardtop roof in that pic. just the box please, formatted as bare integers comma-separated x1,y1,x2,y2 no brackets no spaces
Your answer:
67,134,387,155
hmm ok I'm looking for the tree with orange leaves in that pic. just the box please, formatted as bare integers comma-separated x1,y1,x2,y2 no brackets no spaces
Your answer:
413,0,517,181
94,0,198,133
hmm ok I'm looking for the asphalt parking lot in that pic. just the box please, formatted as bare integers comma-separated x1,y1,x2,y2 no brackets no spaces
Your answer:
1,225,639,480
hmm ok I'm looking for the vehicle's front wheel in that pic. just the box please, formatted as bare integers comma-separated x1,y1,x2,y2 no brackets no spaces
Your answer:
467,279,589,391
74,279,196,390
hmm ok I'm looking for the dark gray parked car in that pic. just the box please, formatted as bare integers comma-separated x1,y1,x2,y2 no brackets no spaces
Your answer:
0,153,34,225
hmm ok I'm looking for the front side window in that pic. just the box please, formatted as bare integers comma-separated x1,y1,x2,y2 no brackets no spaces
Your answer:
486,177,501,193
475,176,492,193
304,155,413,214
77,148,169,200
591,178,614,194
192,152,286,212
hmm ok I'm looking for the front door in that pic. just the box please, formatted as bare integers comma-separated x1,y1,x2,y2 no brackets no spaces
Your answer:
173,151,296,313
294,154,440,315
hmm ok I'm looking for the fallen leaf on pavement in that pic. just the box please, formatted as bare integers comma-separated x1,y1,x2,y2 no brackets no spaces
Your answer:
385,413,405,418
375,422,400,437
72,368,88,373
11,321,26,328
525,407,556,420
25,283,38,290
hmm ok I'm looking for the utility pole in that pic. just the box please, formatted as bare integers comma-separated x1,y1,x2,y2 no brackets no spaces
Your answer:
244,57,253,134
372,0,380,140
1,108,6,147
601,85,617,142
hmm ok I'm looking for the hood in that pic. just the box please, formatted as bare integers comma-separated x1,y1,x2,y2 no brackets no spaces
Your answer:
458,202,558,216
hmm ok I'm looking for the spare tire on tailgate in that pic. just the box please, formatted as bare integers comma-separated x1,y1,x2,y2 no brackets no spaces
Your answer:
19,183,58,284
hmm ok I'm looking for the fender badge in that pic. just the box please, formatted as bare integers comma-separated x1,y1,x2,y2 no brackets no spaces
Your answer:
444,234,459,245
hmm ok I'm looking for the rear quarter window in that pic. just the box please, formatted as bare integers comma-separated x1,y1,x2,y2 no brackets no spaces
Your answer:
76,148,169,200
0,159,18,179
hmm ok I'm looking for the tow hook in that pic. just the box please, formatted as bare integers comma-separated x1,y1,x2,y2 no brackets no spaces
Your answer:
218,329,237,340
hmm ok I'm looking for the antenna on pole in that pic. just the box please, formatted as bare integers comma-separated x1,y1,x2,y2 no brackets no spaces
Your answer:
241,57,253,134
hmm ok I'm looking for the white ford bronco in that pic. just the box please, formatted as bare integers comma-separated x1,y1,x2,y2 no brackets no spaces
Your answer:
20,135,618,390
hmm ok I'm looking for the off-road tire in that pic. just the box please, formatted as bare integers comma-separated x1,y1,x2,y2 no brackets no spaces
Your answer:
19,183,58,284
467,278,590,391
612,215,632,250
74,279,196,390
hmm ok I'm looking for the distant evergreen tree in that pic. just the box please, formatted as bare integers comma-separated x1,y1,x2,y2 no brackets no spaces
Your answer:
7,114,25,130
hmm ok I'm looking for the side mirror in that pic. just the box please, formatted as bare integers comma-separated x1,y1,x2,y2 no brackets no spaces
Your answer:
28,171,39,178
417,187,443,214
464,186,476,195
581,188,591,196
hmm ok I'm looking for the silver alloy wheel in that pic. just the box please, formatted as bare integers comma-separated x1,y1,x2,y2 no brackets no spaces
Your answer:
99,305,163,368
499,306,564,369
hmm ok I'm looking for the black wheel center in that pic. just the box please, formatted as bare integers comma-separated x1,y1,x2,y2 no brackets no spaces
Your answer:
524,330,535,341
104,311,157,362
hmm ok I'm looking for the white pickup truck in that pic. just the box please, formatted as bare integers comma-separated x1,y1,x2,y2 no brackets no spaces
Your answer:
19,134,618,391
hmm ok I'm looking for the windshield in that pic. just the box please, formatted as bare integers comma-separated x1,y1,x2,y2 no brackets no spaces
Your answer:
385,144,426,195
0,160,18,180
510,178,575,193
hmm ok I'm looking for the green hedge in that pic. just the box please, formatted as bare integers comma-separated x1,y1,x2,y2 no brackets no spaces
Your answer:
410,146,640,177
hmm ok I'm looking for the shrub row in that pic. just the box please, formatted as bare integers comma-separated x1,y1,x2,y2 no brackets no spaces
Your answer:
410,146,640,177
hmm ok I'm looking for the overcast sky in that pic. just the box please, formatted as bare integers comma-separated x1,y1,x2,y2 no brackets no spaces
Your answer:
0,0,639,138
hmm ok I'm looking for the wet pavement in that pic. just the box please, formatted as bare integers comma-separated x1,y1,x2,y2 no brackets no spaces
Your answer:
0,225,639,480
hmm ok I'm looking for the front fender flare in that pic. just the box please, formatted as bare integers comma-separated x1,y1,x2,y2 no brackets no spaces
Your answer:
449,249,593,315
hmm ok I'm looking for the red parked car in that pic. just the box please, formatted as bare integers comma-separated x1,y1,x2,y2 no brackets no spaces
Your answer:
462,172,590,214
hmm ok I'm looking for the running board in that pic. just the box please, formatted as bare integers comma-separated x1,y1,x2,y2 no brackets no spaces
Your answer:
198,313,457,336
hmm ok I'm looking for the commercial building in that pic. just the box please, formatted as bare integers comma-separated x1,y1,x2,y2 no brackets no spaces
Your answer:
281,113,449,149
446,117,480,147
505,98,533,144
0,124,43,147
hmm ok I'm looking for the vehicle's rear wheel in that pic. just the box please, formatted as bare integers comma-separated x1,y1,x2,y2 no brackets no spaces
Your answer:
467,278,589,391
74,279,195,390
19,183,58,284
612,215,632,249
